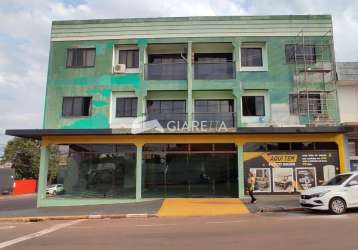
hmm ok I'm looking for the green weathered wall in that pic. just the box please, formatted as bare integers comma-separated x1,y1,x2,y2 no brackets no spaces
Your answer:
44,29,338,129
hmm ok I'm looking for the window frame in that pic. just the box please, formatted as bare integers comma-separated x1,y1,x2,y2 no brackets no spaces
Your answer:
115,97,138,118
113,45,140,74
285,44,317,64
241,95,266,117
66,48,96,68
62,96,92,117
194,99,234,113
240,43,268,72
119,49,139,69
146,100,187,114
289,93,322,115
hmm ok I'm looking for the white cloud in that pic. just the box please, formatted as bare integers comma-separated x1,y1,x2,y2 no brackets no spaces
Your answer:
0,0,357,149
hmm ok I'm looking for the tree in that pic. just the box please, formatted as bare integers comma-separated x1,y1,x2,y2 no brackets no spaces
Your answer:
1,138,60,181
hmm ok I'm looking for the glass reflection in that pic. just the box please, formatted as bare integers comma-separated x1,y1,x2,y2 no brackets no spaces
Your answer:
46,144,136,199
142,144,237,198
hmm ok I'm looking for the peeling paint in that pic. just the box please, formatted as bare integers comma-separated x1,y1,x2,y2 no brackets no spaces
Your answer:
63,113,109,129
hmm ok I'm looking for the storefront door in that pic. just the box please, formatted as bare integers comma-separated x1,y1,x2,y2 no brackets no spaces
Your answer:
142,144,238,198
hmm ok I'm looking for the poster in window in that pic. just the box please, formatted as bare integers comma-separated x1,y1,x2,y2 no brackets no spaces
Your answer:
250,168,271,192
272,168,294,192
295,167,317,191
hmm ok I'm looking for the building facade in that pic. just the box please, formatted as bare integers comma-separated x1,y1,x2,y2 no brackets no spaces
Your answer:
337,62,358,171
6,15,348,207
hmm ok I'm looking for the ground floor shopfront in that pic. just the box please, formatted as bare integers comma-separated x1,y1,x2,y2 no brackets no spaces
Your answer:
12,129,345,207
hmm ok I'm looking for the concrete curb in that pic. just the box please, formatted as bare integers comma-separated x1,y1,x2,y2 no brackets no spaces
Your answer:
258,207,304,213
0,213,158,222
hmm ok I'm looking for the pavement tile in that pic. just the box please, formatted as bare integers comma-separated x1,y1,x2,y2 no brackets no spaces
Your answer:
157,198,250,217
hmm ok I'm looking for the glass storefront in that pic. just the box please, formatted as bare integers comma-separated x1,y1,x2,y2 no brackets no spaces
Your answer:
142,144,237,198
47,144,136,199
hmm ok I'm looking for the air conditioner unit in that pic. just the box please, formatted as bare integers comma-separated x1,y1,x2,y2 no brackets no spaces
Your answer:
113,64,126,73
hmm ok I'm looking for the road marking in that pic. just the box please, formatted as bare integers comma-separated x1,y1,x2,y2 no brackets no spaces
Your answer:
206,220,245,224
136,223,177,227
0,226,15,230
0,220,83,249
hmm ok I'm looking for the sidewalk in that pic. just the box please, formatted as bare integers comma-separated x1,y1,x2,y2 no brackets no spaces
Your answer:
244,195,303,213
0,198,163,219
0,195,303,221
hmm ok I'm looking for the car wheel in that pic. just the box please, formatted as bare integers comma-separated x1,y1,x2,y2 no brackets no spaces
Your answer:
329,197,346,215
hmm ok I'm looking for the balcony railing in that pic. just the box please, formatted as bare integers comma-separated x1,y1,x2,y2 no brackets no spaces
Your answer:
194,62,235,80
144,63,187,80
146,112,187,129
193,112,236,128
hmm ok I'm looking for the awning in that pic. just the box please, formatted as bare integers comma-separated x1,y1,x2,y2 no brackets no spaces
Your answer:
5,126,351,140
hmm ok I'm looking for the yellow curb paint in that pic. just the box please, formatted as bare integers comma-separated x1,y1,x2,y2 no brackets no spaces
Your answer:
157,198,249,217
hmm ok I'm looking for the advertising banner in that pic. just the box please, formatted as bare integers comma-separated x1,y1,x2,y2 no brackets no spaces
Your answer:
244,150,338,194
295,167,317,191
249,168,271,192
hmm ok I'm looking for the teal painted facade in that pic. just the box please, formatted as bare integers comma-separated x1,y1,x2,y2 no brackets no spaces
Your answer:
44,36,337,128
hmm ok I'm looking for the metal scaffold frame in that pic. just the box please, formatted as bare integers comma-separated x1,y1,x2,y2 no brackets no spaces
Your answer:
293,29,338,126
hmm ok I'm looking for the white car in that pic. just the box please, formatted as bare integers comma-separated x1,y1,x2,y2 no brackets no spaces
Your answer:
300,171,358,214
46,184,64,195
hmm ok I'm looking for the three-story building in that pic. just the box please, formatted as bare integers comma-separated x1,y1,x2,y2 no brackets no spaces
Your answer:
6,15,348,207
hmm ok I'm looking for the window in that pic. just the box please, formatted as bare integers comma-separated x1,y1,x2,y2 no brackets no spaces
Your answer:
148,54,186,64
119,50,139,68
241,48,263,67
323,174,352,186
194,53,232,63
66,48,95,68
116,97,138,117
147,100,186,113
242,96,265,116
285,44,316,64
289,93,322,115
194,100,234,113
62,97,92,117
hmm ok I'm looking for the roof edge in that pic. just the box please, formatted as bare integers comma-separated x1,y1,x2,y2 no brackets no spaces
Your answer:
52,14,332,26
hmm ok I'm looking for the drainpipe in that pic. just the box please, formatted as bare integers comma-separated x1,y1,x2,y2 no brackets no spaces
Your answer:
233,40,242,128
187,41,193,128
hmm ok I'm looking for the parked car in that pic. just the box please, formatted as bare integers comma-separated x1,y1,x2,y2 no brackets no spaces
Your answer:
300,171,358,214
46,184,64,195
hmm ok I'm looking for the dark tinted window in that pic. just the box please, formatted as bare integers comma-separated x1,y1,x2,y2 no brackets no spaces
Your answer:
315,142,338,150
243,143,267,152
214,144,236,152
324,174,352,186
267,143,290,151
242,96,265,116
194,53,232,63
166,144,189,152
190,144,213,152
116,97,138,117
148,54,186,64
195,100,234,113
147,100,186,113
285,44,316,64
241,48,263,67
66,48,95,67
62,97,91,117
119,50,139,68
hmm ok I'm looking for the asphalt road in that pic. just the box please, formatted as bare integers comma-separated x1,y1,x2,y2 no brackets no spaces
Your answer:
0,194,36,212
1,211,358,250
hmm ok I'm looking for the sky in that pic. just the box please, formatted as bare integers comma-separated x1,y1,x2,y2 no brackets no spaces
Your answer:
1,0,358,150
